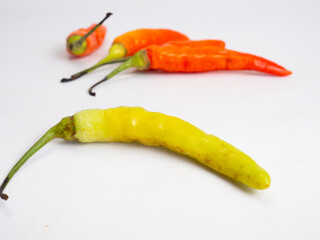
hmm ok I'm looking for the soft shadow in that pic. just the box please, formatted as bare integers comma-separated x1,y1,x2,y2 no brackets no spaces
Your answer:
140,143,257,195
60,140,257,195
52,46,71,60
133,69,279,78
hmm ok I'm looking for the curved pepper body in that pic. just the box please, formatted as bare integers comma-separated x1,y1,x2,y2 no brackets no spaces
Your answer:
0,106,271,200
74,106,270,190
86,40,291,96
113,29,189,56
67,24,107,57
146,43,291,76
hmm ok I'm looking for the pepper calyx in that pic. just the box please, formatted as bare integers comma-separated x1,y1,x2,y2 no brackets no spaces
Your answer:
67,35,87,55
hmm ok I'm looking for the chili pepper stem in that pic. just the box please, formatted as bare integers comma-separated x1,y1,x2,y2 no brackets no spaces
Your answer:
88,50,150,96
77,13,112,45
67,12,112,54
61,43,128,83
0,117,77,201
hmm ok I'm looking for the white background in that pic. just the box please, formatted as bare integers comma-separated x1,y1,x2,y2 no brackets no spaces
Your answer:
0,0,319,239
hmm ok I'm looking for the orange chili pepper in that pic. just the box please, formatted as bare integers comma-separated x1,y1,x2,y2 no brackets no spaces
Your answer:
88,40,292,96
66,13,112,57
112,29,190,56
61,29,190,82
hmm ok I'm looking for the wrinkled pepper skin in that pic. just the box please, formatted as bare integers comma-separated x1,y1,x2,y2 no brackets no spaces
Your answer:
147,43,292,76
66,12,112,57
67,24,107,57
87,40,291,96
74,107,271,190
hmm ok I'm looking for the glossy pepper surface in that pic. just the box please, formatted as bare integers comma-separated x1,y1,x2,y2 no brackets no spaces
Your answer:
0,107,270,200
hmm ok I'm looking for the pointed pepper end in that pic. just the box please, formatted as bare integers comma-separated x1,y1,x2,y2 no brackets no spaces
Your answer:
280,68,292,76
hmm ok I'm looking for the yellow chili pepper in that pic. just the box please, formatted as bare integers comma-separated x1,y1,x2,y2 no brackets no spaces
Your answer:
0,106,270,200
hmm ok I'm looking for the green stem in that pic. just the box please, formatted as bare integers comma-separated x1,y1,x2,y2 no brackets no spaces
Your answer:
76,13,112,46
0,117,76,201
61,43,128,83
88,60,133,96
68,13,112,53
88,50,150,96
61,58,128,83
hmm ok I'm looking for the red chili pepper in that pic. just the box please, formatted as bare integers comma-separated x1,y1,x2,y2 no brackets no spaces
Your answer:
61,28,190,82
66,13,112,57
147,44,291,74
88,40,292,96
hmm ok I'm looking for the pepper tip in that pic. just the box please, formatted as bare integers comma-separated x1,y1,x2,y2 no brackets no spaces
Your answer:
279,68,292,76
